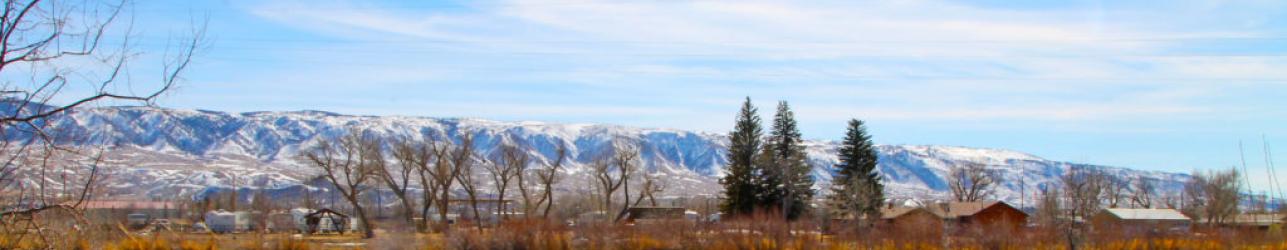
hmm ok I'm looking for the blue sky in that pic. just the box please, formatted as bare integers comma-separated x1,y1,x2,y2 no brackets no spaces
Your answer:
58,0,1287,191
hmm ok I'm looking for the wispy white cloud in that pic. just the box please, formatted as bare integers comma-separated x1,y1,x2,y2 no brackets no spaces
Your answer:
235,4,1278,135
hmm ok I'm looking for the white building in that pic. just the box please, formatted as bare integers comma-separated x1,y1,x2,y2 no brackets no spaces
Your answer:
204,210,251,233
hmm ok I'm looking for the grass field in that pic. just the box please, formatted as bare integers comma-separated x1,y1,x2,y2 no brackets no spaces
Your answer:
7,219,1287,249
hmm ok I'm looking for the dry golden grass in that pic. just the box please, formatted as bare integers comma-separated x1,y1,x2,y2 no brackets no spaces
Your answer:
8,217,1287,249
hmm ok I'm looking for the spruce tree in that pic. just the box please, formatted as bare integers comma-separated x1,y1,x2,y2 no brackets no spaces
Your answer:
829,119,883,223
761,101,815,220
720,97,764,217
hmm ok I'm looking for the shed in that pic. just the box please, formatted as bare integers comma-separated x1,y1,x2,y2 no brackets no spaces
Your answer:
302,208,351,234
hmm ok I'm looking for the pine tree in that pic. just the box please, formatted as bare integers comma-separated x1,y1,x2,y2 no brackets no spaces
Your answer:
761,101,815,220
829,119,883,223
720,97,764,217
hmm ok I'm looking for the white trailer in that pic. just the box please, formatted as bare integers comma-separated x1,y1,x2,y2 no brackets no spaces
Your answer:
204,210,250,233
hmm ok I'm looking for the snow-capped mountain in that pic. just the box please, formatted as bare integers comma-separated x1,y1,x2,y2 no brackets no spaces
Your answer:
2,103,1190,206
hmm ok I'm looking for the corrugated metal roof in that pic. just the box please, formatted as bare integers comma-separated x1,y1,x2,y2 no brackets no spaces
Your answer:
871,201,1025,220
924,201,1023,219
1103,208,1190,221
880,206,924,219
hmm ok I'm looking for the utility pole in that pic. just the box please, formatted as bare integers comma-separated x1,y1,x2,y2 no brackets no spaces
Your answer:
1240,141,1253,207
231,171,239,211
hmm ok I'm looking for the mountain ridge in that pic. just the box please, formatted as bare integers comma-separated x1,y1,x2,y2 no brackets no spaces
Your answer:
3,103,1191,206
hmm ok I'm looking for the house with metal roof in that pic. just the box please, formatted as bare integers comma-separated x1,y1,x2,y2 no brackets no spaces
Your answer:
1095,208,1190,222
877,206,944,234
851,201,1027,232
1091,208,1191,234
924,201,1028,230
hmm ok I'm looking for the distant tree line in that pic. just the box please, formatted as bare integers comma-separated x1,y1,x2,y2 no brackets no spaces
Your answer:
298,126,671,238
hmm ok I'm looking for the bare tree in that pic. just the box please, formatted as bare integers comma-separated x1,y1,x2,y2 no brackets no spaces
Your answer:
1160,194,1179,209
610,142,640,222
422,136,464,230
1204,169,1241,225
1103,175,1127,208
534,142,566,218
589,152,619,221
485,141,523,220
632,169,665,207
1130,176,1154,208
501,141,535,218
1182,173,1207,221
1034,185,1062,228
1062,167,1106,225
302,130,380,238
448,134,483,229
392,139,427,228
948,163,996,202
0,0,202,246
381,139,419,227
0,0,202,126
1185,168,1240,225
590,142,640,222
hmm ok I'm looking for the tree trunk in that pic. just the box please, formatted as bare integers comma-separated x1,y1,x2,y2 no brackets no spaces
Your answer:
348,199,376,239
497,188,507,221
420,192,433,232
437,188,452,229
468,195,482,231
616,179,631,222
604,192,614,223
398,193,416,225
542,188,555,218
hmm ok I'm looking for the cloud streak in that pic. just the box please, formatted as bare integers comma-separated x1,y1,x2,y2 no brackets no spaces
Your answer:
144,0,1287,187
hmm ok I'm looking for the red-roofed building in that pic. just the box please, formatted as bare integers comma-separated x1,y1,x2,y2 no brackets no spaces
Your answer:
925,201,1028,230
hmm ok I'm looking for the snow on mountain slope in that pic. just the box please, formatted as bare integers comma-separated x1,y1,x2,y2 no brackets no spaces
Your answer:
3,104,1190,206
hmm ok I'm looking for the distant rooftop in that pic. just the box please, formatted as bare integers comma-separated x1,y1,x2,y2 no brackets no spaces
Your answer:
1101,208,1190,221
73,200,179,210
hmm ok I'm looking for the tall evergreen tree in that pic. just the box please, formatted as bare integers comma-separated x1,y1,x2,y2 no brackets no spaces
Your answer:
760,101,815,220
829,119,883,223
720,97,764,217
